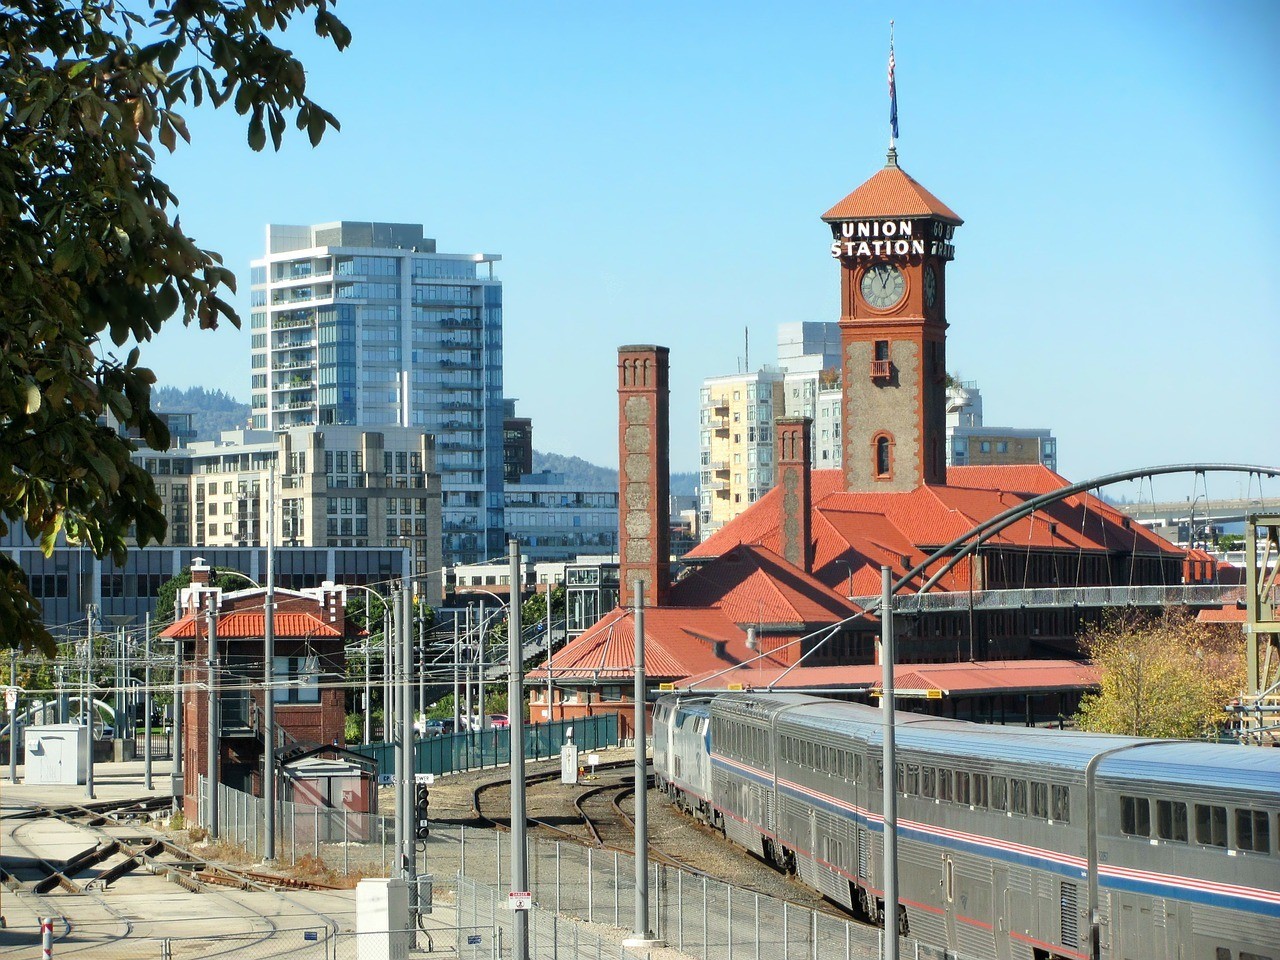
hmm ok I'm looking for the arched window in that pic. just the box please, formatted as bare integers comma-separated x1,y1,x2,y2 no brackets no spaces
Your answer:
874,433,894,479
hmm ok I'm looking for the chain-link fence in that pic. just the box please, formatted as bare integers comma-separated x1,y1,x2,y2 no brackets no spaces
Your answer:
196,778,980,960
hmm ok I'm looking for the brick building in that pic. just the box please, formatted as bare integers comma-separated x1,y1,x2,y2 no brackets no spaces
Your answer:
160,560,354,820
537,147,1199,725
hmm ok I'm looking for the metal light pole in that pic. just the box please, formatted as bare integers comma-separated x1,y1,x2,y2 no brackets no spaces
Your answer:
263,467,277,862
85,606,96,800
391,588,404,868
881,565,898,958
8,649,18,784
206,602,220,839
143,613,152,791
508,539,529,960
400,584,415,881
545,581,554,723
452,615,461,734
172,637,184,812
624,579,660,948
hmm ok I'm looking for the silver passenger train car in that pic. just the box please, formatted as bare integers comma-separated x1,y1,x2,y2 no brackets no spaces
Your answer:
653,692,1280,960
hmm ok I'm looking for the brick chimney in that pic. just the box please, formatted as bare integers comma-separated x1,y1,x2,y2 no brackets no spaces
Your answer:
617,345,670,607
775,417,813,572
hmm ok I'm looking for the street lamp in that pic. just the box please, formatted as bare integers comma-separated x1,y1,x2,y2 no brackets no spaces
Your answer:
465,587,510,732
346,584,389,747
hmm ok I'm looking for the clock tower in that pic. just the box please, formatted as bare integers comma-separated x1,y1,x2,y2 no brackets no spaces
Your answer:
822,148,962,492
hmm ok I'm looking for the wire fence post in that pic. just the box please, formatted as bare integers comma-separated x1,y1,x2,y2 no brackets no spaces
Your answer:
755,892,760,960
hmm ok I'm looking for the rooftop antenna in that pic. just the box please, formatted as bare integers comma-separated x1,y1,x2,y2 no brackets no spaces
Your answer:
744,326,750,372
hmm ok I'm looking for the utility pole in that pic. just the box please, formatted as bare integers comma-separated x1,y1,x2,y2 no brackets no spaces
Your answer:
263,463,278,862
363,634,372,746
206,602,220,839
624,579,660,949
545,580,554,723
463,607,472,729
85,604,96,800
509,539,529,960
881,565,898,959
383,604,392,742
143,612,152,791
401,584,415,883
8,649,18,784
452,615,460,734
172,636,184,813
391,588,404,869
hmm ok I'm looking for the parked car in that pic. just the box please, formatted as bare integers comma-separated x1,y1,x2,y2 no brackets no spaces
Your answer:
487,713,510,729
421,718,456,737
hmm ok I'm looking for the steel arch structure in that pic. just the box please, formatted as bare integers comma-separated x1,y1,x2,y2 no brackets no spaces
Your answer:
889,463,1280,600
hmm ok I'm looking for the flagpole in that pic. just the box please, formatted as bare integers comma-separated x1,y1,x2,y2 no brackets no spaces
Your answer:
888,20,898,153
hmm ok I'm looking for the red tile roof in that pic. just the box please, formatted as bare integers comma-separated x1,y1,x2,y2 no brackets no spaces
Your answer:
670,544,861,626
161,611,343,640
1197,606,1247,623
822,163,962,224
534,544,867,684
688,465,1184,596
679,659,1099,695
532,606,753,683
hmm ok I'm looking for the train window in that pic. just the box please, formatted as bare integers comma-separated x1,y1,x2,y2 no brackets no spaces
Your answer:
1156,800,1188,842
874,759,883,787
1121,796,1151,837
895,762,905,792
1196,803,1228,847
972,773,988,808
1031,782,1049,819
854,753,864,781
938,769,953,802
837,750,846,779
991,776,1008,811
1241,953,1275,960
955,771,971,805
1235,809,1270,854
1010,779,1028,816
921,766,936,799
1215,950,1232,960
905,763,920,795
1052,785,1070,823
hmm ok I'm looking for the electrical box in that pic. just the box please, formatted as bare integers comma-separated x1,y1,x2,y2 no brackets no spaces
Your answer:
356,877,409,960
23,724,87,785
417,874,434,916
560,742,580,784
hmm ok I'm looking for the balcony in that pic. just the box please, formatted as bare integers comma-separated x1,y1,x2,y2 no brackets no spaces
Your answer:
870,359,892,379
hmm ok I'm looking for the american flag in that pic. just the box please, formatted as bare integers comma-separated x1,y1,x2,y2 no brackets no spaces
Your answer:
888,45,899,140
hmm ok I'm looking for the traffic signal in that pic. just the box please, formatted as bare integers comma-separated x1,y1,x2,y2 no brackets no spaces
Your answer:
415,782,430,839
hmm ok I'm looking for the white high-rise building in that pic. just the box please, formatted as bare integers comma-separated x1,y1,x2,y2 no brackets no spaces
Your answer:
250,222,505,566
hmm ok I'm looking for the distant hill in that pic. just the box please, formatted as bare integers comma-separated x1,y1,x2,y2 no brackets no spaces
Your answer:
532,450,698,497
147,391,701,495
153,385,250,441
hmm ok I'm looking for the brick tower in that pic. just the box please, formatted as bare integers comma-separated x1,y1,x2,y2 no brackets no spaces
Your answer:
775,417,813,572
617,345,670,606
822,149,962,492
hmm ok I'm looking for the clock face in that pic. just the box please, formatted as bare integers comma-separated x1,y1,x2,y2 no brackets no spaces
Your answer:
860,263,905,310
923,265,938,308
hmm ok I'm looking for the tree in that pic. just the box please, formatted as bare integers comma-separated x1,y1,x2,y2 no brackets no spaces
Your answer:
0,1,350,655
1074,608,1244,739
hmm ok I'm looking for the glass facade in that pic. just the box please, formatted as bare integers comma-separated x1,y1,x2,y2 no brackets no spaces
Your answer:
252,223,504,566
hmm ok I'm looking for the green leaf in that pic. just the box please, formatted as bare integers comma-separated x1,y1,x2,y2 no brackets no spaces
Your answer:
248,113,266,151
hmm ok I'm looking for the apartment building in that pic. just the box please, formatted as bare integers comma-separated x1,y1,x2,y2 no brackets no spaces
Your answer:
250,221,504,566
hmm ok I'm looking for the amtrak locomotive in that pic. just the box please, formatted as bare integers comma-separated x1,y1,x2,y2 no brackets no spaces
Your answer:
653,692,1280,960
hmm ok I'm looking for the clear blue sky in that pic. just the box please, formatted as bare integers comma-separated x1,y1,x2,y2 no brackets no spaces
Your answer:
146,1,1280,499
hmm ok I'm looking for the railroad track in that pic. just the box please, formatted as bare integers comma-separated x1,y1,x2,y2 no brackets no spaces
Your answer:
2,794,345,958
471,763,856,921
